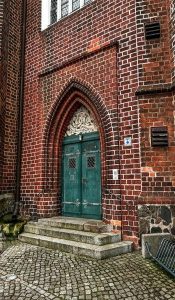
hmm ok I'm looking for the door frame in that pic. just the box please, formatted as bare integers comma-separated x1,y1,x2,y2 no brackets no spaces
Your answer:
62,131,102,219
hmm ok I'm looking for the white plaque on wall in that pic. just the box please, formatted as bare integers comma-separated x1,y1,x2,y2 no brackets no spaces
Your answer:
113,169,119,180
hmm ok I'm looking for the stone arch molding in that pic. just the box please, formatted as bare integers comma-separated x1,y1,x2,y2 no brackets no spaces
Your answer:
43,79,113,193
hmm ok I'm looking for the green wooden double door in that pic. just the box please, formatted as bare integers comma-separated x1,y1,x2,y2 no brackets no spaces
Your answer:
62,132,101,220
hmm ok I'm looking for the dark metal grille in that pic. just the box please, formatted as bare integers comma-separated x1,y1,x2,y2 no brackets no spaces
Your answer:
145,22,161,40
69,158,76,169
151,127,168,147
61,0,69,17
87,156,95,168
146,238,175,277
72,0,80,11
50,0,57,24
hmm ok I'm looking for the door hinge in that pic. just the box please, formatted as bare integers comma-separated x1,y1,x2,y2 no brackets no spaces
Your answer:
62,199,80,207
83,200,101,208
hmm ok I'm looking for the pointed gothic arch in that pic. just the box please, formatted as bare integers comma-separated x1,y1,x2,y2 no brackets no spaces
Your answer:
42,79,116,217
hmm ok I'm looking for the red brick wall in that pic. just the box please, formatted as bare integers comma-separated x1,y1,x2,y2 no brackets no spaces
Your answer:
139,94,175,204
136,0,172,87
19,0,175,240
0,0,22,193
0,0,4,181
0,0,3,56
136,1,175,212
22,0,140,235
170,0,175,83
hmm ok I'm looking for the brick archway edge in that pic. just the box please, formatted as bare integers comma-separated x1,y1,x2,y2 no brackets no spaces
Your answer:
41,79,117,217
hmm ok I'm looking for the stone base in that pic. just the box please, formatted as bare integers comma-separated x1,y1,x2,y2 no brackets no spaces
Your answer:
0,193,15,218
138,205,175,237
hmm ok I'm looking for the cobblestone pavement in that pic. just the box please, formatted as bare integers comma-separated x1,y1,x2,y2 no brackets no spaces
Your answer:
0,242,174,300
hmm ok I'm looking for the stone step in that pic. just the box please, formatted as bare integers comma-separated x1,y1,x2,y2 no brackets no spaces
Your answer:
37,217,108,233
24,222,121,246
18,233,133,260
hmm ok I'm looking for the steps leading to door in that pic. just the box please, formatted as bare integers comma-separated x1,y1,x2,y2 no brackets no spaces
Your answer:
19,217,133,259
23,222,121,246
38,217,109,232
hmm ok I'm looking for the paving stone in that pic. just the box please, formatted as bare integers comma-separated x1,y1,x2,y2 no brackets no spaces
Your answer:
0,242,174,299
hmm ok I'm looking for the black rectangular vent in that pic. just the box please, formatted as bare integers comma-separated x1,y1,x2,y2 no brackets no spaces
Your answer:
145,22,161,40
151,127,168,147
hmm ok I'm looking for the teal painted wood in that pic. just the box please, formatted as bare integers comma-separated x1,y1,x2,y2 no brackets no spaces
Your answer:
62,143,81,217
63,132,99,144
82,140,101,219
62,132,101,220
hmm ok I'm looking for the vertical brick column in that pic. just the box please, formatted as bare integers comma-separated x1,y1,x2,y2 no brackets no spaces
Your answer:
170,0,175,82
20,0,44,217
117,0,141,239
0,0,22,196
0,0,5,183
136,0,175,239
0,0,3,53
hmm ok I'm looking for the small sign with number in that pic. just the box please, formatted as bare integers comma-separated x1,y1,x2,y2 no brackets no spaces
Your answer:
124,136,132,147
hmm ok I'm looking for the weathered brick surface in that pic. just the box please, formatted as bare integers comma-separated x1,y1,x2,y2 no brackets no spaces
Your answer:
1,0,175,242
139,94,175,204
136,0,175,230
170,0,175,82
136,0,173,86
0,0,3,57
20,0,140,237
18,0,175,241
0,0,22,192
0,0,4,181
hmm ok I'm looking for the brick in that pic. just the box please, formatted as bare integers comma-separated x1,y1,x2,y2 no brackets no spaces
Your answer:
0,0,175,241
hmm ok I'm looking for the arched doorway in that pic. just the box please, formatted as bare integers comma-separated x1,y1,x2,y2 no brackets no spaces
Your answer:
62,106,101,220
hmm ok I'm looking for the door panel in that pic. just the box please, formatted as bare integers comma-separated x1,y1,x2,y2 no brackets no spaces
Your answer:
82,140,101,218
62,133,101,219
62,143,81,216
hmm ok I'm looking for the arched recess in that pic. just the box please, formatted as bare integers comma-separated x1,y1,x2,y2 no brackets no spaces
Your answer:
43,80,115,217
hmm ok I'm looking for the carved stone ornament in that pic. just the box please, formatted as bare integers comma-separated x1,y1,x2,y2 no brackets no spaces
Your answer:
65,106,98,136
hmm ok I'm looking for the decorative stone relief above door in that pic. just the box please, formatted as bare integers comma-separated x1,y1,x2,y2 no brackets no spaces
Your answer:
65,106,98,136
